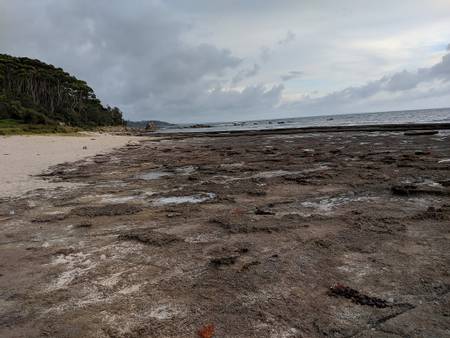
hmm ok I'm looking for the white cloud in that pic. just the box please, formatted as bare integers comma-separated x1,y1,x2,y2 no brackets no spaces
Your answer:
283,50,450,115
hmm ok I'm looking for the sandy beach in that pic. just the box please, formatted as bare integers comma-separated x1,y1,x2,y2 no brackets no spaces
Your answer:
1,126,449,337
0,133,143,199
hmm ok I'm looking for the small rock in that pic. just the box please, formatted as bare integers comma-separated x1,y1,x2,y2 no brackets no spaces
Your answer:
210,256,238,267
145,122,158,131
255,207,275,215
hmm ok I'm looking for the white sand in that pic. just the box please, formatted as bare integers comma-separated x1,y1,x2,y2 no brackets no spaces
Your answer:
0,133,143,198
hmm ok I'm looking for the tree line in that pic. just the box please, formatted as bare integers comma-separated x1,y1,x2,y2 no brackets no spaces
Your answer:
0,54,123,126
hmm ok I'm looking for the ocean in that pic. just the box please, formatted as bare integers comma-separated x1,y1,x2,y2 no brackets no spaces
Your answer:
161,107,450,133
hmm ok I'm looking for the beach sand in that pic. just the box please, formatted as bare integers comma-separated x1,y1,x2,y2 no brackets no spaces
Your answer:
0,133,143,198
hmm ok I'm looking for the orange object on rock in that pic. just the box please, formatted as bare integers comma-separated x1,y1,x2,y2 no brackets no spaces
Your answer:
198,324,215,338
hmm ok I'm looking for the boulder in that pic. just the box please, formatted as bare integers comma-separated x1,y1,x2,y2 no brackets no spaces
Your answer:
145,122,158,131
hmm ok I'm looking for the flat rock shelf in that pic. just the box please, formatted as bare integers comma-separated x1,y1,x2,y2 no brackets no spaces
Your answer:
1,127,450,337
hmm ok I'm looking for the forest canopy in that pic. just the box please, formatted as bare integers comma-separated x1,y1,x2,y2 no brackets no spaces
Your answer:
0,54,123,127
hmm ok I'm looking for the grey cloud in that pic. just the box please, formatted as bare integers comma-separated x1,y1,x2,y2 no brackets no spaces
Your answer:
200,85,283,111
281,71,304,81
0,0,243,122
259,46,272,63
426,53,450,81
231,64,260,85
278,30,296,45
130,84,284,122
260,31,296,64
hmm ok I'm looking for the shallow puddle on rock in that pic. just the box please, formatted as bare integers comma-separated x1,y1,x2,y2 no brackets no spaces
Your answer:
152,193,215,206
138,171,172,180
147,303,185,320
137,167,195,180
254,170,294,178
175,166,196,175
303,165,330,173
220,162,245,169
212,165,330,183
77,193,146,204
96,180,128,188
254,165,330,179
402,178,444,188
99,195,144,204
184,233,220,244
301,195,378,214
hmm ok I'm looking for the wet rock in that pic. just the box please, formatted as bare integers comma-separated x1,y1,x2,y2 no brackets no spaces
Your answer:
235,247,249,254
145,122,158,131
280,214,310,226
415,150,431,156
53,248,76,256
355,217,405,234
209,256,238,267
73,221,93,228
166,212,182,218
126,141,141,148
71,203,143,217
189,124,211,128
254,207,275,215
118,229,180,246
404,130,439,136
245,188,266,197
210,216,280,234
32,213,67,223
240,260,260,271
381,156,396,164
391,184,450,196
283,173,308,184
328,284,390,308
93,156,110,164
412,205,450,220
0,311,27,328
38,169,65,177
313,239,333,249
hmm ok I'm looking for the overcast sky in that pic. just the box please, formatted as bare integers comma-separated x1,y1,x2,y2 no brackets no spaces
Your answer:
1,0,450,122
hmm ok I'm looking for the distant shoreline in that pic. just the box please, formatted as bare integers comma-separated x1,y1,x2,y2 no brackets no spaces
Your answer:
146,122,450,137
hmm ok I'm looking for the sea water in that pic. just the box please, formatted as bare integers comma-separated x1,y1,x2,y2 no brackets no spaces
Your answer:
161,107,450,133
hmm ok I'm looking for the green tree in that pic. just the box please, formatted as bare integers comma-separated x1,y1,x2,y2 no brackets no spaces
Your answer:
0,54,124,127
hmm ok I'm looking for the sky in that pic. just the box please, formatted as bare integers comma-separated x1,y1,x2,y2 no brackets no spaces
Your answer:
1,0,450,123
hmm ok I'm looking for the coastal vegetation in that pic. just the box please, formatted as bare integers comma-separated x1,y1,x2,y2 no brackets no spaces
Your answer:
0,54,124,132
0,119,80,135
